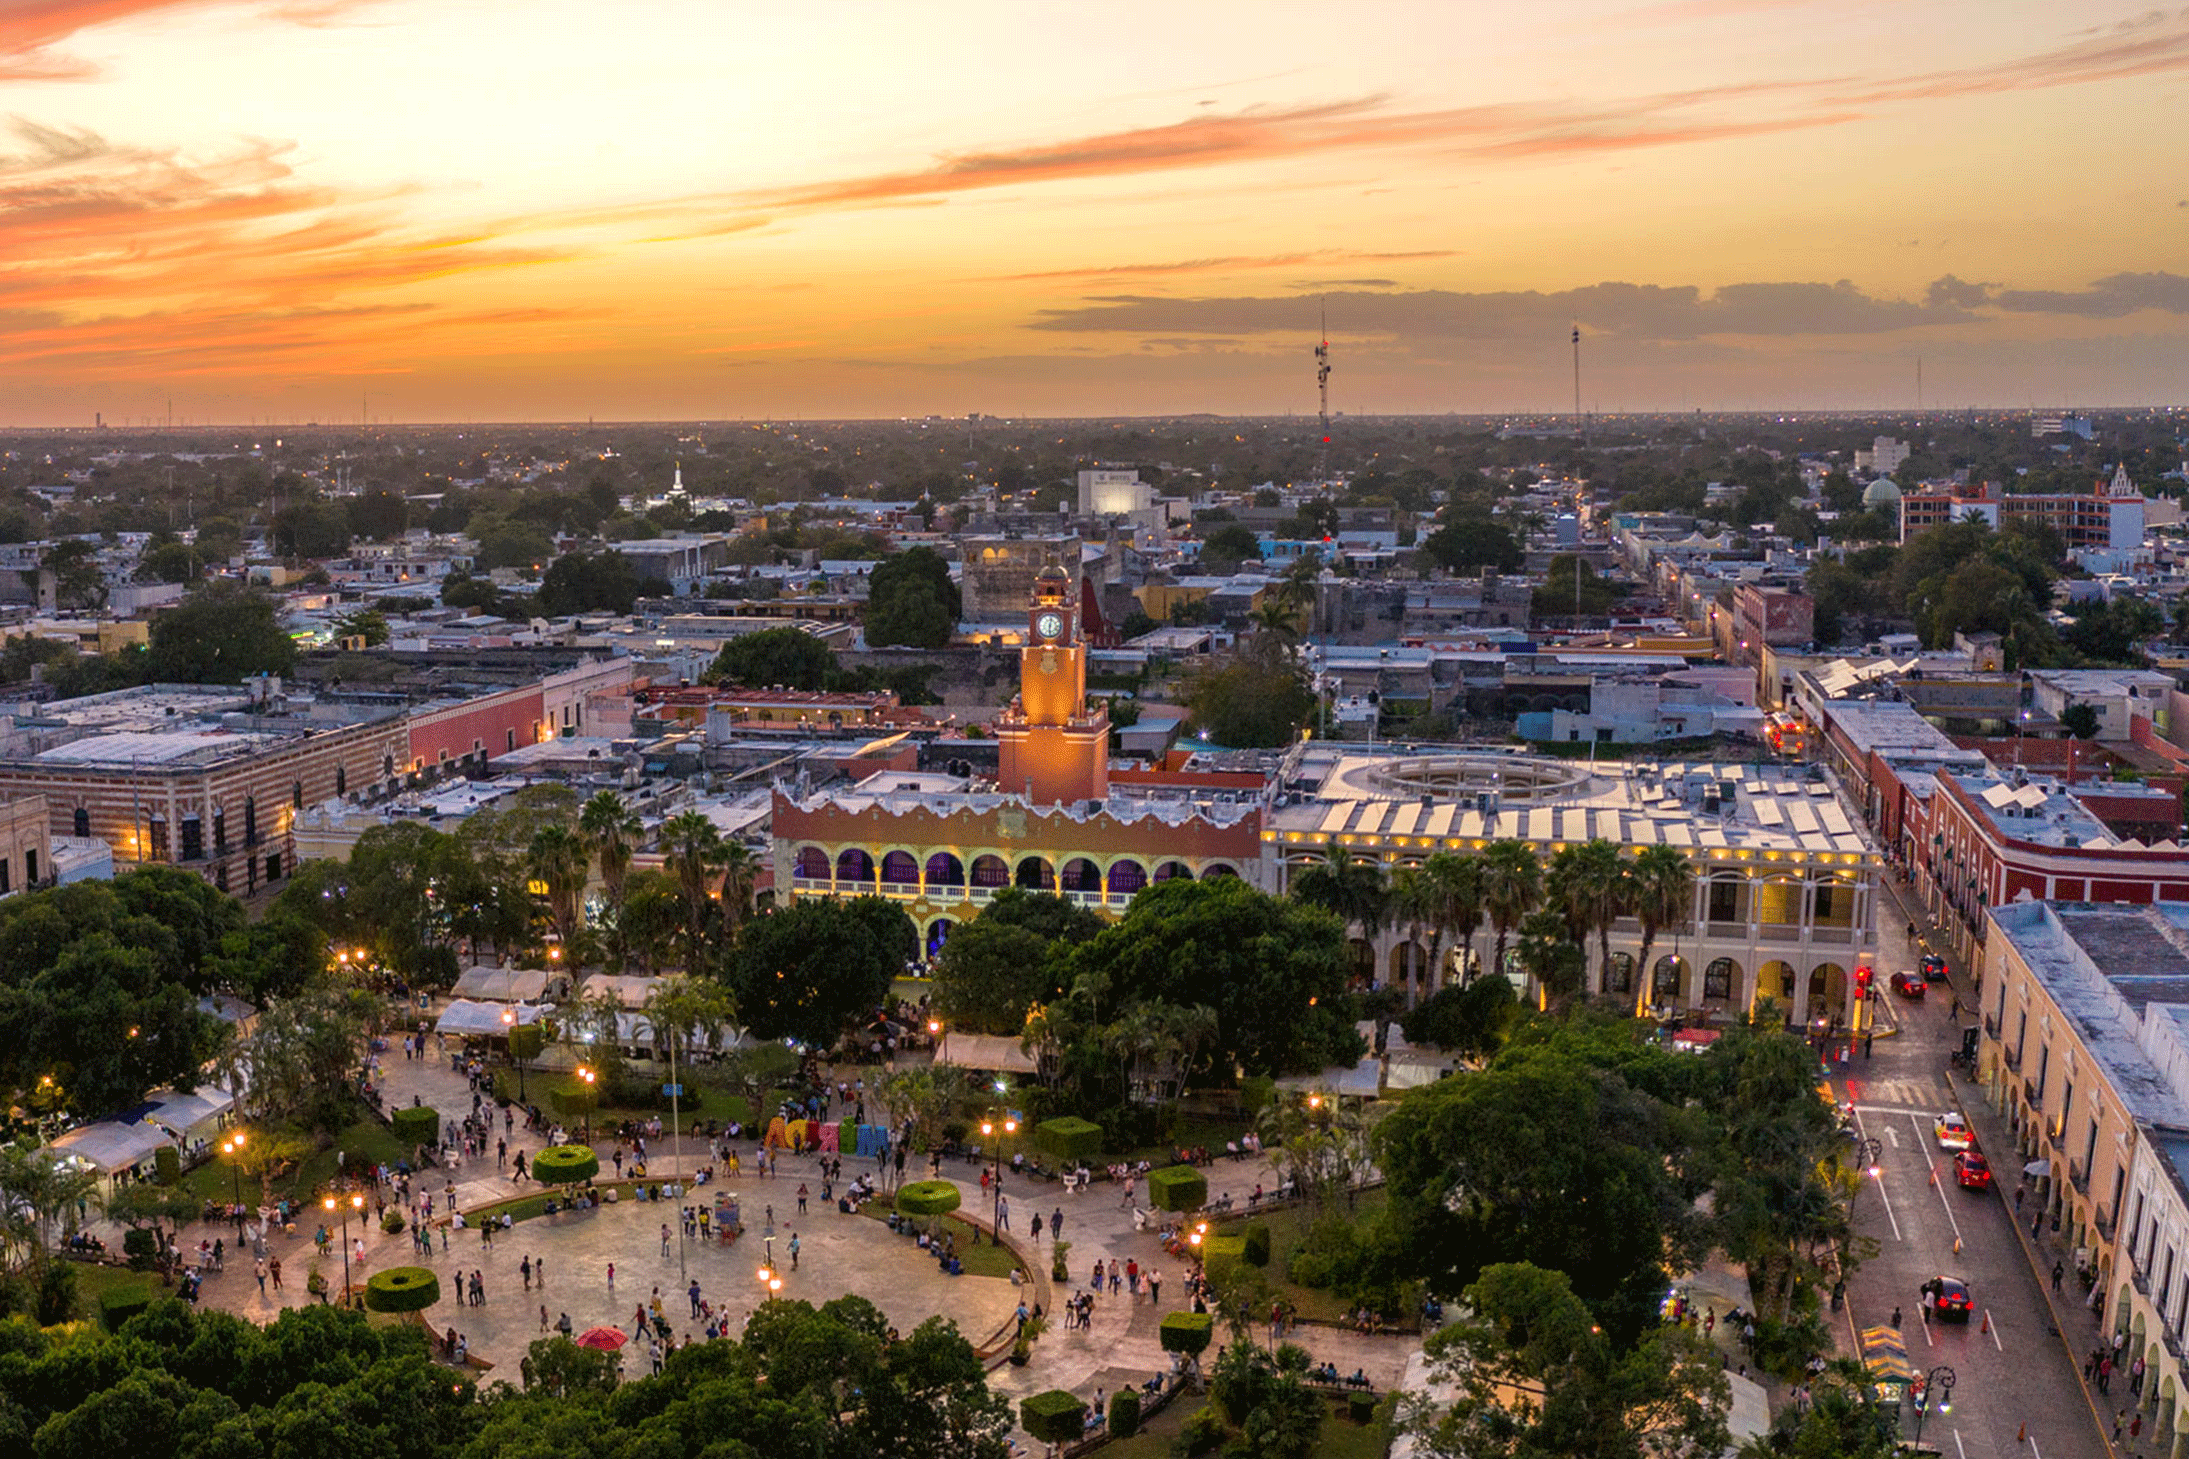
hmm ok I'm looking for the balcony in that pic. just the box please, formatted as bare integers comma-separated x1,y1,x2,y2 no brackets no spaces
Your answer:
2135,1269,2152,1296
2023,1077,2042,1108
2070,1159,2089,1195
2096,1205,2115,1241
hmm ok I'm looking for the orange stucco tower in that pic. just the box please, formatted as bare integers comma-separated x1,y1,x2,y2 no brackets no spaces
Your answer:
995,561,1110,806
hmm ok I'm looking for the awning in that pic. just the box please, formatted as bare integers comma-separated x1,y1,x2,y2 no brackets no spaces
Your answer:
932,1034,1038,1075
144,1087,236,1139
436,999,551,1037
450,966,551,1002
48,1120,178,1174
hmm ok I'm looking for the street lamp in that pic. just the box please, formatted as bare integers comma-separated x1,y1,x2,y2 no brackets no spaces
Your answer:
576,1065,596,1144
322,1191,364,1307
980,1096,1018,1244
1855,1136,1882,1181
1912,1364,1955,1446
220,1131,247,1210
928,1019,945,1064
757,1264,781,1296
501,1007,530,1101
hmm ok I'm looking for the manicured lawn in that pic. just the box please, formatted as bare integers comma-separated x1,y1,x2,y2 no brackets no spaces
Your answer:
856,1204,1023,1279
292,1119,409,1197
1211,1190,1409,1326
1092,1390,1392,1458
66,1259,161,1319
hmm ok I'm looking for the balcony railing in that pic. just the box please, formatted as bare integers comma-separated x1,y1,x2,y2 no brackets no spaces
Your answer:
2024,1077,2042,1108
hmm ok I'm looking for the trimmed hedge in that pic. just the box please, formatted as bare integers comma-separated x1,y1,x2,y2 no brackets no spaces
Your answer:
1158,1310,1214,1357
1348,1390,1377,1425
894,1180,962,1219
547,1080,598,1120
1033,1116,1102,1164
154,1146,180,1186
99,1285,154,1331
1146,1164,1206,1212
1200,1236,1246,1294
532,1145,600,1187
390,1105,440,1148
1020,1390,1086,1445
1242,1221,1271,1267
1109,1388,1142,1438
363,1267,441,1314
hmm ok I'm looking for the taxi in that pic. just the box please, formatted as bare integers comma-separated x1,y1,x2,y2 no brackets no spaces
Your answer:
1934,1112,1974,1150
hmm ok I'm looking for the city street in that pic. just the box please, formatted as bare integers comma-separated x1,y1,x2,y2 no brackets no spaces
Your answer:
1829,880,2109,1458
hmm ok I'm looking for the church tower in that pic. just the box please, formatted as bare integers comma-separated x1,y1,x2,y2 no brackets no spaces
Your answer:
995,561,1110,805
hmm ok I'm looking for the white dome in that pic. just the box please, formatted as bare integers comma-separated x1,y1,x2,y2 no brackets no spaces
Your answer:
1862,477,1902,507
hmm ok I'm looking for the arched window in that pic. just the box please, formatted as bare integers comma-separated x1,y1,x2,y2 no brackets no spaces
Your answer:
1604,951,1635,993
1653,955,1687,997
1203,863,1238,879
1106,860,1148,895
794,846,830,879
1153,861,1194,883
835,849,875,883
971,855,1010,888
924,853,966,887
72,806,89,838
1703,958,1737,1000
1014,856,1056,890
879,852,919,885
1060,857,1102,892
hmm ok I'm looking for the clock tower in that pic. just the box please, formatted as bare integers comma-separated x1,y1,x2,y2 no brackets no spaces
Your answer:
995,562,1110,805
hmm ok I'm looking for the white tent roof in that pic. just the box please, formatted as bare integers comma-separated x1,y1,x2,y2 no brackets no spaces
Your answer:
613,1011,750,1054
450,966,551,1002
581,974,665,1009
436,999,550,1037
933,1034,1039,1075
50,1120,176,1174
144,1086,236,1138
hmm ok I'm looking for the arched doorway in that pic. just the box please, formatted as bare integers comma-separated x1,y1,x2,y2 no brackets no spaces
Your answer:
1153,860,1194,883
1389,941,1427,992
1809,963,1848,1024
1756,960,1796,1022
794,846,829,880
836,848,875,884
1652,955,1688,1004
925,917,955,959
1703,957,1740,1006
1015,855,1056,890
925,852,966,888
971,854,1009,889
1203,863,1239,879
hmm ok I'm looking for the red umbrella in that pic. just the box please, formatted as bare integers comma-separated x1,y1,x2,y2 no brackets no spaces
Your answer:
574,1326,628,1351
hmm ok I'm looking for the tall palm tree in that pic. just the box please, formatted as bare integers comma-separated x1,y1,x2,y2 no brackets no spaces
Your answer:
659,810,724,965
1388,865,1435,1008
1480,841,1542,985
1291,842,1389,981
579,790,641,910
1514,910,1585,1012
526,823,588,948
1420,851,1487,990
717,839,759,938
1629,845,1698,1018
1546,838,1630,994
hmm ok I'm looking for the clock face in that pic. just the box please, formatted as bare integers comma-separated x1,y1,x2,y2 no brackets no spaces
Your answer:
1035,611,1064,640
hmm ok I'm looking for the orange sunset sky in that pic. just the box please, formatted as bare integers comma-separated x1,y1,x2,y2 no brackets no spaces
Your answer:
3,0,2187,424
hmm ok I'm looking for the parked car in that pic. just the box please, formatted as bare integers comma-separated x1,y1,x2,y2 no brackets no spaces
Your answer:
1891,971,1927,999
1954,1150,1992,1190
1934,1113,1974,1150
1921,953,1949,981
1927,1276,1973,1321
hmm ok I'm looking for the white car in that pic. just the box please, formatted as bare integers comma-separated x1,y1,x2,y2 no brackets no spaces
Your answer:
1934,1113,1974,1151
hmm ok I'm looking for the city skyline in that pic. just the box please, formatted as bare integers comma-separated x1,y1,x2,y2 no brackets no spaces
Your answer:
4,0,2188,424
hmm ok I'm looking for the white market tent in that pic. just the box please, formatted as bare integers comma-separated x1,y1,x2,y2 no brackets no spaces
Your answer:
144,1086,237,1141
49,1120,177,1175
581,974,665,1009
932,1034,1038,1076
450,967,552,1003
614,1012,750,1055
436,999,551,1037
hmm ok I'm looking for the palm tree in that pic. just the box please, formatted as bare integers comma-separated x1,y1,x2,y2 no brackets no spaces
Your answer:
1419,851,1487,990
1480,841,1542,985
1628,845,1697,1017
1514,910,1585,1012
526,824,589,947
579,790,641,910
658,810,724,964
1291,842,1388,982
1545,838,1629,994
717,839,759,938
1388,865,1435,1009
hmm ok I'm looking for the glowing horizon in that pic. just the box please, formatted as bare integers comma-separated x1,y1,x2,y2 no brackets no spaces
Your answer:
3,0,2186,425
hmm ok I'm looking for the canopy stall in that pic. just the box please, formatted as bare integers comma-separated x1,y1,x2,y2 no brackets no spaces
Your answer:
450,967,552,1002
579,974,665,1009
435,999,551,1037
932,1034,1039,1076
143,1086,237,1142
48,1119,178,1175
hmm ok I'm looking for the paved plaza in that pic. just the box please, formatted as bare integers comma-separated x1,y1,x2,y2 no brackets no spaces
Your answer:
152,1035,1419,1421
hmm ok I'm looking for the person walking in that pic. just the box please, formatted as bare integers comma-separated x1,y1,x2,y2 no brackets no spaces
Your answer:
661,1223,671,1257
688,1280,703,1317
269,1256,283,1294
521,1255,532,1290
255,1257,268,1296
607,1261,616,1290
2052,1260,2065,1293
1051,1207,1064,1240
1031,1212,1044,1243
789,1231,801,1271
540,1304,549,1333
1148,1268,1162,1305
997,1195,1010,1232
797,1183,808,1215
1119,1176,1134,1208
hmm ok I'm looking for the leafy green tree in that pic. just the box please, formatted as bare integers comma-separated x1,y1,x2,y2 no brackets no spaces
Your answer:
2061,701,2100,739
536,550,647,616
41,539,105,609
1290,842,1389,946
1399,976,1516,1057
1533,555,1618,619
1411,1262,1730,1459
931,919,1059,1036
473,517,555,572
1198,523,1263,569
1421,511,1523,573
135,541,205,585
864,547,959,649
1186,656,1314,747
332,608,390,646
706,625,837,690
725,898,912,1046
1060,877,1361,1077
144,582,297,683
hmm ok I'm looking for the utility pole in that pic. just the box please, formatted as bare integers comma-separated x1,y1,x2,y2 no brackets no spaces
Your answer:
1315,302,1332,480
1571,324,1583,434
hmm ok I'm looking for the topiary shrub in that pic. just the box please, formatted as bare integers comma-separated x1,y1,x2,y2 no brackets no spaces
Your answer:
390,1105,440,1148
154,1146,181,1186
1109,1387,1141,1438
1146,1164,1206,1212
363,1267,441,1314
1159,1310,1214,1359
121,1228,156,1271
99,1285,153,1331
380,1209,407,1235
1348,1390,1377,1425
1200,1236,1246,1294
1242,1222,1271,1268
1019,1390,1086,1445
894,1180,961,1219
1033,1116,1102,1164
532,1144,600,1187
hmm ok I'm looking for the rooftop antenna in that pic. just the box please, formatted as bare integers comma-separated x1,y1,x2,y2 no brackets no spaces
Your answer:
1916,355,1924,414
1315,302,1332,480
1571,323,1583,435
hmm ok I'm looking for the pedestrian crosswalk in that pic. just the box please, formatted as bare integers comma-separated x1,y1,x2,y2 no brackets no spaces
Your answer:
1841,1077,1947,1112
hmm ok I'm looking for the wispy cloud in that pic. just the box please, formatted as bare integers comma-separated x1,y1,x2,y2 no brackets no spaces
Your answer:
0,0,386,81
984,249,1453,283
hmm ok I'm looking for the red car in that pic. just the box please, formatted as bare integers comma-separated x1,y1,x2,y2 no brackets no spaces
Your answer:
1890,971,1927,999
1954,1151,1992,1190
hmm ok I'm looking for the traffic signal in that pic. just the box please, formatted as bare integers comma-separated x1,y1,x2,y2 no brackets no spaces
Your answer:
1855,966,1874,999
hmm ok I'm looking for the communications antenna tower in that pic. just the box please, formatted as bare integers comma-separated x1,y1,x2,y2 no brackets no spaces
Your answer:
1315,302,1332,478
1571,322,1583,432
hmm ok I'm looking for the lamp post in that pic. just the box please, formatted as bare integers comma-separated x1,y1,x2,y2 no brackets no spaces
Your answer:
928,1018,945,1065
1912,1364,1955,1446
576,1065,596,1144
220,1131,247,1209
757,1264,782,1299
980,1084,1017,1244
502,1007,532,1101
322,1191,364,1307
